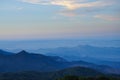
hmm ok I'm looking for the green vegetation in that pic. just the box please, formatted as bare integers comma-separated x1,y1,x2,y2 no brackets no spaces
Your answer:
57,75,79,80
57,75,120,80
0,72,120,80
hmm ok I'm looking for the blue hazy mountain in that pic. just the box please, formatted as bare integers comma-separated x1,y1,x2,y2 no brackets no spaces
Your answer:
0,50,119,74
1,40,120,50
0,49,14,55
32,45,120,62
0,50,68,72
27,45,120,69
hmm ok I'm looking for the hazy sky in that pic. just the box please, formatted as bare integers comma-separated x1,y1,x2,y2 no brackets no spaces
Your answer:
0,0,120,40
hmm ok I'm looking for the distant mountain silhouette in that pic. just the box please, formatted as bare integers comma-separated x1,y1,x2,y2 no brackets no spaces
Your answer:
0,50,119,74
0,50,68,72
0,49,13,55
42,45,120,61
34,45,120,69
17,50,30,55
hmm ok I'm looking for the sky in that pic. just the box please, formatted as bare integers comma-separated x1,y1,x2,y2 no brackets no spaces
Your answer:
0,0,120,40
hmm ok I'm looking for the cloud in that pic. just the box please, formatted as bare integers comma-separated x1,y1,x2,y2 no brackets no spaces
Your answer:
16,7,24,10
20,0,119,18
94,15,120,21
0,6,24,11
20,0,115,10
52,0,114,10
59,10,77,17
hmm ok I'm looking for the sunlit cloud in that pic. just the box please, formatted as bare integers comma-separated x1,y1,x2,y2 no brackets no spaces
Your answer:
53,0,114,10
20,0,115,10
20,0,118,17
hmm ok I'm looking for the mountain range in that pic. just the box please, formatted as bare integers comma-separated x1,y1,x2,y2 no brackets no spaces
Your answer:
0,50,120,75
26,45,120,69
36,45,120,61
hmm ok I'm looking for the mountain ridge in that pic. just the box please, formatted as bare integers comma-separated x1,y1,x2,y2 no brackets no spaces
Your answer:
0,50,119,74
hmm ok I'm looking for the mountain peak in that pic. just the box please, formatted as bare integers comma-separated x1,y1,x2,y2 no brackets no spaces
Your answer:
17,50,29,55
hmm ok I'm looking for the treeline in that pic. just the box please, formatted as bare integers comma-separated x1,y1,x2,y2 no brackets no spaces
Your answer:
0,74,120,80
57,75,120,80
0,71,119,80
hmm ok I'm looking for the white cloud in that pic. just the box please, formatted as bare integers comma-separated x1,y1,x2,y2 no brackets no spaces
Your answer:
53,0,114,10
94,15,120,21
20,0,119,18
20,0,115,10
58,10,77,17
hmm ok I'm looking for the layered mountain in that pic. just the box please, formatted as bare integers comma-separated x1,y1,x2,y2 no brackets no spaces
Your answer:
0,50,119,74
0,49,13,55
0,50,68,72
40,45,120,61
3,45,120,69
32,45,120,69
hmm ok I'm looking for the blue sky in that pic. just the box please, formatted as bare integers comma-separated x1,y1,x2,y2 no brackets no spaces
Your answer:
0,0,120,40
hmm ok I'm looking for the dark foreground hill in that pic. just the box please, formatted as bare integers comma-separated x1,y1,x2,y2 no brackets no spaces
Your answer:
57,75,120,80
0,67,120,80
0,67,103,80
